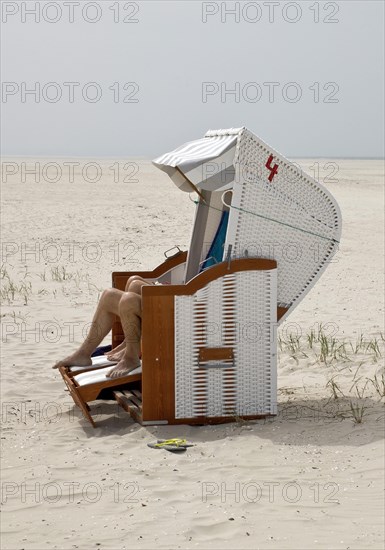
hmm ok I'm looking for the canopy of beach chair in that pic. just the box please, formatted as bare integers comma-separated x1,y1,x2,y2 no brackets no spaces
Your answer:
152,127,242,193
153,126,342,319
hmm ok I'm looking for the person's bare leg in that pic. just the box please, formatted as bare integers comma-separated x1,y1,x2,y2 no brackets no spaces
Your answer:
53,289,124,369
105,340,125,360
105,278,151,361
107,292,142,378
124,275,152,293
127,278,152,295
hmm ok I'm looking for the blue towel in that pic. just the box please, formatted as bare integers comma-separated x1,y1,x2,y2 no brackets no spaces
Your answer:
200,210,229,271
91,345,112,357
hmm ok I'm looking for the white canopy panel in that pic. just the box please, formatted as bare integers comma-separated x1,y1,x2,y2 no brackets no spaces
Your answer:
152,128,243,192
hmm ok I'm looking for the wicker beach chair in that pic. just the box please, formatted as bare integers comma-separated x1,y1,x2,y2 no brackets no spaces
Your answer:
62,127,342,426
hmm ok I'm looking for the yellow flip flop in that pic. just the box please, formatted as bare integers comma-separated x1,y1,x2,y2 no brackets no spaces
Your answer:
147,438,195,452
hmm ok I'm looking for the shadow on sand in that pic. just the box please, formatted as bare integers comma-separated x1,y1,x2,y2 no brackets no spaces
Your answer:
66,395,385,447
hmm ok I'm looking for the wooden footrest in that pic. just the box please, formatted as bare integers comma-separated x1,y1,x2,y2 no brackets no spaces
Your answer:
114,389,143,423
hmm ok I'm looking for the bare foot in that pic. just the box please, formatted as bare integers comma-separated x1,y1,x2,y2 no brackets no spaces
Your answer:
105,341,125,358
52,352,92,370
107,357,140,379
105,348,125,362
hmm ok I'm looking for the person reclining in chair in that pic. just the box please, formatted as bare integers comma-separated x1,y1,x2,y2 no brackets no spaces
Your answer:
53,276,152,378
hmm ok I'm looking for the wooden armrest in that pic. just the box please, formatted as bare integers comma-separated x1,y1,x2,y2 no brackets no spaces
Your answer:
141,258,287,320
112,250,187,290
142,258,276,297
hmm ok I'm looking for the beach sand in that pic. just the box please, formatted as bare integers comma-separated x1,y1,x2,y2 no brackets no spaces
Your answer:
1,158,384,549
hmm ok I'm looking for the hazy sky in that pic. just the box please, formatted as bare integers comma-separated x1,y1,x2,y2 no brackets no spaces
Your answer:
1,0,384,158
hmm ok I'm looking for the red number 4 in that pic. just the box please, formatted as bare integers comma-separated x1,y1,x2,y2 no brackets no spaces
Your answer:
266,155,278,182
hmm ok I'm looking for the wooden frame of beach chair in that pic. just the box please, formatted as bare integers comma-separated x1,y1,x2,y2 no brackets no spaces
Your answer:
112,257,283,425
59,365,142,427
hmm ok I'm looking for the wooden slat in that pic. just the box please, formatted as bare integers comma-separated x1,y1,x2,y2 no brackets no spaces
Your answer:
61,370,96,427
124,391,142,408
114,390,143,424
198,347,234,362
145,414,274,425
114,390,141,410
141,294,175,423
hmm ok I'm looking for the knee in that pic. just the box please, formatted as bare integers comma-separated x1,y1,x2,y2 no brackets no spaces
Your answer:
119,291,140,313
129,280,145,295
125,275,143,291
100,288,115,302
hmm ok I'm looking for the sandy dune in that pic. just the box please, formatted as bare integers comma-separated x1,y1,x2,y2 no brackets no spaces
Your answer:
1,158,384,549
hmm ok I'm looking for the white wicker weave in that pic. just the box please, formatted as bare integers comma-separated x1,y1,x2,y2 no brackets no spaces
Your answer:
221,128,341,319
174,268,277,419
